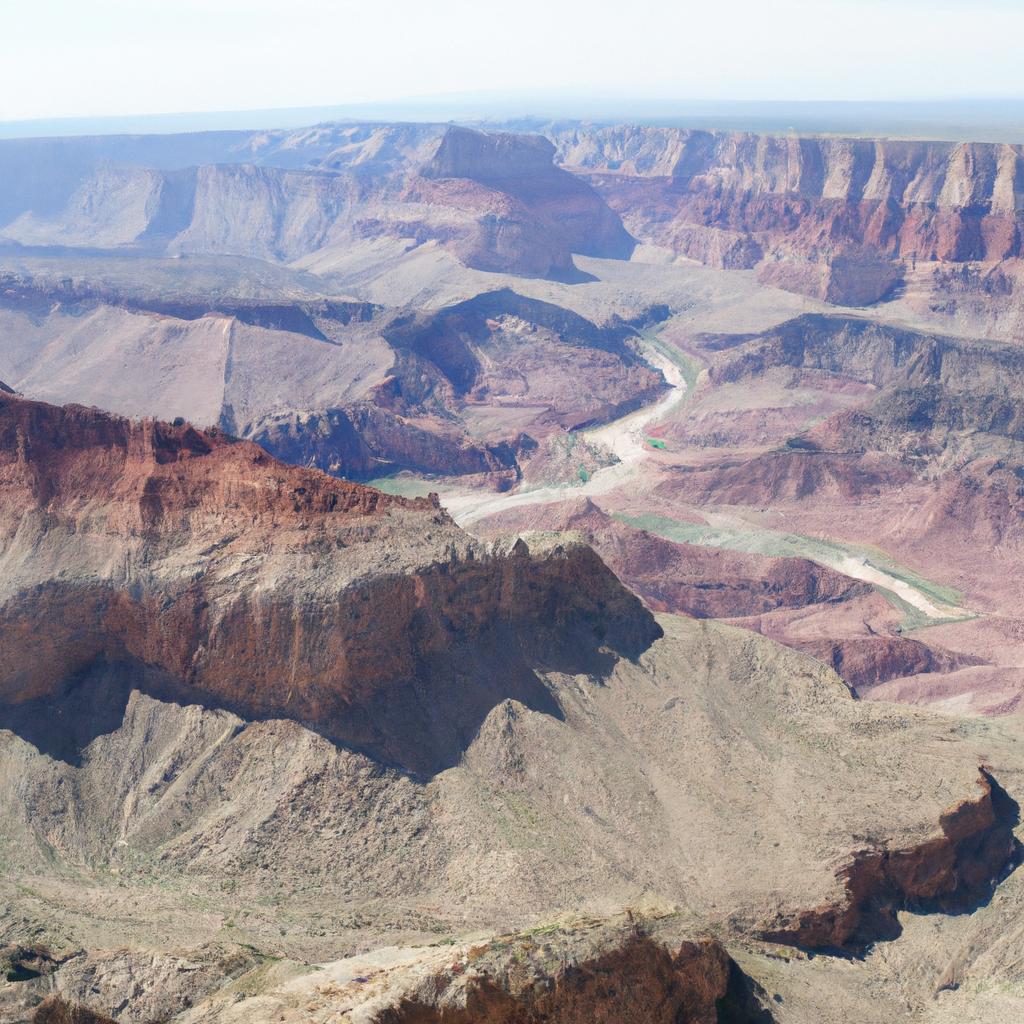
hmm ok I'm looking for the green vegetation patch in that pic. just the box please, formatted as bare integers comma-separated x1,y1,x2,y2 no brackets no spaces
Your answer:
641,330,703,394
614,511,966,624
363,472,438,498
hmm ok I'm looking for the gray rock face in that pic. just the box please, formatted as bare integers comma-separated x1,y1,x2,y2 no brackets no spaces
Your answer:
0,123,633,282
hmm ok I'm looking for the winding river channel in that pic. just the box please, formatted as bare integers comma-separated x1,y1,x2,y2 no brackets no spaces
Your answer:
422,340,966,623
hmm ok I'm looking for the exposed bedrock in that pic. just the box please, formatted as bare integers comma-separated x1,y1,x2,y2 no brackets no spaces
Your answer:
423,126,636,267
0,391,660,775
0,123,634,282
656,448,912,508
249,404,529,484
375,934,771,1024
2,927,773,1024
756,250,903,306
551,127,1024,304
760,770,1022,954
31,996,118,1024
0,541,658,776
472,498,869,619
794,635,984,692
0,279,660,484
705,313,1024,394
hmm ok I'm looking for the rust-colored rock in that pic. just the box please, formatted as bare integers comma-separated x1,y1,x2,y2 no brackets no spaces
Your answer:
474,498,869,620
760,770,1022,952
794,635,983,692
376,934,746,1024
552,127,1024,304
0,391,661,774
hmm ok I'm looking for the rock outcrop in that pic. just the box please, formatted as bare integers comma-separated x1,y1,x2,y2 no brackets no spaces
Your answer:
32,996,118,1024
5,117,1024,1023
0,391,660,774
420,127,635,277
373,931,759,1024
472,497,869,619
0,279,663,484
794,636,983,692
551,126,1024,304
5,120,1023,305
760,771,1021,953
0,124,633,283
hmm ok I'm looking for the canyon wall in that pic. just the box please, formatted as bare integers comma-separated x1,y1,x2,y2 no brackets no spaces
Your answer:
552,126,1024,303
0,391,660,774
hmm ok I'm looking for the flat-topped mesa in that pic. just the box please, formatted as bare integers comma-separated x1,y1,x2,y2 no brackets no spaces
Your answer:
554,128,1024,213
417,126,636,274
0,393,660,775
424,126,558,184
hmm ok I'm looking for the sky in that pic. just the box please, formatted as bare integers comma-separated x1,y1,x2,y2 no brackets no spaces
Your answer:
1,0,1022,123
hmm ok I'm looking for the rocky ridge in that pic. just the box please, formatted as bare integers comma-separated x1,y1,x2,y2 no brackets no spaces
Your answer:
0,125,632,283
0,391,658,773
0,276,665,485
2,398,1023,1020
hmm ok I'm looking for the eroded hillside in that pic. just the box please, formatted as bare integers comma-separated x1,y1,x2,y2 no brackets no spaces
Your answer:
3,118,1024,1023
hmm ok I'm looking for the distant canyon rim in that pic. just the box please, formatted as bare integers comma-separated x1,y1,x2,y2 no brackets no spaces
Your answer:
1,117,1024,1024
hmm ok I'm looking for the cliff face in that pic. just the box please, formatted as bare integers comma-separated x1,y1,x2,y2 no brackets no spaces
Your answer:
5,920,772,1024
560,129,1023,213
471,496,870,620
0,124,634,283
706,314,1024,425
760,771,1021,953
421,127,636,274
374,933,753,1024
5,121,1021,303
552,126,1024,302
0,279,663,486
0,392,660,774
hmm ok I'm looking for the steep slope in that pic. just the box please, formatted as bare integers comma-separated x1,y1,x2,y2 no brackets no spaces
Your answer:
0,391,657,774
5,121,1022,310
0,277,664,484
419,126,635,276
551,126,1024,306
1,396,1022,1022
0,125,633,283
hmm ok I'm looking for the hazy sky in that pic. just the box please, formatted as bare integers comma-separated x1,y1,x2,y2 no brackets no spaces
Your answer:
1,0,1022,122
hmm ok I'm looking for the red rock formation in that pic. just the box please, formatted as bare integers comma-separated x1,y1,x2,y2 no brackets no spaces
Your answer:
757,250,902,306
421,127,635,277
655,449,912,507
0,392,660,774
760,770,1021,952
794,636,982,692
375,934,749,1024
0,391,425,535
474,497,868,619
551,127,1024,304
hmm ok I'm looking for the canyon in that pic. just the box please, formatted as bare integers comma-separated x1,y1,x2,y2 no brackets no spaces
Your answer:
1,116,1024,1023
